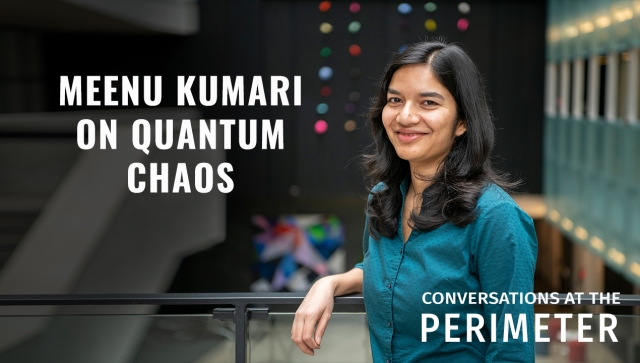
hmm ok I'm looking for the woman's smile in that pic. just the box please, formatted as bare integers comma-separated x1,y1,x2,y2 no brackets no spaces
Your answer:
396,129,429,143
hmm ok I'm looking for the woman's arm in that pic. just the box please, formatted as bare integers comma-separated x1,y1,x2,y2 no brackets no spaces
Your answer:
332,266,364,295
292,198,372,355
291,268,363,356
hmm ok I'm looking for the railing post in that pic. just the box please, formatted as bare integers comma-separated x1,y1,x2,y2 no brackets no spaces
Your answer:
235,303,247,363
212,306,244,362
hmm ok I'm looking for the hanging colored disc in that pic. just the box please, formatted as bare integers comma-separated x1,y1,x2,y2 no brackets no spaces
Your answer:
425,19,437,31
349,2,361,13
458,2,470,14
321,86,332,97
349,44,361,57
319,1,331,12
397,3,412,14
319,66,333,81
457,18,469,31
348,91,360,102
320,47,332,57
344,103,357,114
348,21,361,34
316,103,329,114
424,2,437,12
320,22,333,34
315,120,328,134
344,120,357,132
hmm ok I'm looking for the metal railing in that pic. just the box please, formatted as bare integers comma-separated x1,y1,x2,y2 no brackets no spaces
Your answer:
0,292,639,363
0,292,364,363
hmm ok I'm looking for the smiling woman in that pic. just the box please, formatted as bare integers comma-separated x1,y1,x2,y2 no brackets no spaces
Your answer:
292,40,537,363
381,63,468,243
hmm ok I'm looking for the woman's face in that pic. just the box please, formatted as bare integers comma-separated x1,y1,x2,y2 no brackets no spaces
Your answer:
382,64,466,170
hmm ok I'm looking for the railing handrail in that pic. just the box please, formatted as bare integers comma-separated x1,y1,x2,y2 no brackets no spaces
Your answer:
1,292,638,363
0,292,354,306
0,292,639,306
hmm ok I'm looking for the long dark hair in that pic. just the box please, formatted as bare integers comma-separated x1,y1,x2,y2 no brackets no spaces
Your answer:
364,40,518,239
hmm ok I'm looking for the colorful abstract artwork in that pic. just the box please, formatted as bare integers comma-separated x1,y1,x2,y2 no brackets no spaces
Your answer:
250,214,346,292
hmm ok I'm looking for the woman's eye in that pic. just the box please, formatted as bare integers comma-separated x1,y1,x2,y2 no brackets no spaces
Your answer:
388,97,401,103
424,100,438,106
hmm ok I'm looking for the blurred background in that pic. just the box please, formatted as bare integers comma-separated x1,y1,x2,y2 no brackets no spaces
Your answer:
0,0,638,362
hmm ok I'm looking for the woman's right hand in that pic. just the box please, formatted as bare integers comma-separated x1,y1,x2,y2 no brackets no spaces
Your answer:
291,276,336,356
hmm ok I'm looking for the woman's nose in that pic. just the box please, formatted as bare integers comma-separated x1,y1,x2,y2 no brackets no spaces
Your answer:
397,105,419,125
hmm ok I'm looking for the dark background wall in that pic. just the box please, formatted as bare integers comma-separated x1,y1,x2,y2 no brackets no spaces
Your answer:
35,0,546,293
41,0,546,196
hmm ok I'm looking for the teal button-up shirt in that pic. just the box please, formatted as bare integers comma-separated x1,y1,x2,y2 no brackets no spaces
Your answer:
354,178,537,363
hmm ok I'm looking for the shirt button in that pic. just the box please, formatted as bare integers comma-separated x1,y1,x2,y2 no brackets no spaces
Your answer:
387,321,391,327
387,282,391,289
399,247,403,254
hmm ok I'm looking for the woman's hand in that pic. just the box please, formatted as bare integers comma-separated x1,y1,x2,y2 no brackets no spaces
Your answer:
291,276,336,355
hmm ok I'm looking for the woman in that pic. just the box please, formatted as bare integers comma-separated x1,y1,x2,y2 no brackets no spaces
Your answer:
292,40,537,362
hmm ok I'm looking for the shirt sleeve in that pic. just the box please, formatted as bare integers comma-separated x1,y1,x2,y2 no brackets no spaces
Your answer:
354,214,370,270
471,201,538,363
